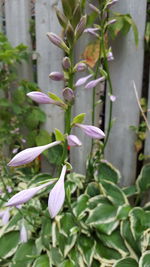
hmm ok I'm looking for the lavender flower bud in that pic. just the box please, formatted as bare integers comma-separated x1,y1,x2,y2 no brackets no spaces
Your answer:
49,72,64,81
6,181,54,207
67,135,82,146
74,62,87,72
8,141,61,167
110,95,116,102
107,19,117,25
75,15,87,40
107,0,119,8
76,123,105,139
27,92,62,107
84,27,99,37
75,74,93,87
20,224,28,243
107,51,114,61
46,32,69,53
62,57,71,69
89,4,100,14
63,88,75,102
85,77,105,89
2,209,10,225
48,165,66,218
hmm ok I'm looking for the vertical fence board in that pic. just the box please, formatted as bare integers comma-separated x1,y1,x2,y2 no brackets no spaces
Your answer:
144,69,150,156
5,0,33,80
70,36,93,174
0,1,3,31
35,0,64,134
105,0,147,186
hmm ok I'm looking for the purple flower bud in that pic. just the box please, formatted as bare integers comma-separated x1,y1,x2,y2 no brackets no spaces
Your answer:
75,63,87,72
7,186,12,193
76,124,105,139
22,139,26,143
48,165,66,218
46,32,69,53
0,210,5,218
107,51,114,61
49,72,64,81
110,95,116,102
89,4,100,14
84,28,99,37
62,57,71,69
6,181,54,207
107,19,117,25
63,88,75,102
107,0,118,7
20,224,28,243
2,209,10,225
75,74,93,87
8,141,61,167
75,15,87,40
67,135,82,147
85,77,105,89
27,92,54,104
12,148,19,154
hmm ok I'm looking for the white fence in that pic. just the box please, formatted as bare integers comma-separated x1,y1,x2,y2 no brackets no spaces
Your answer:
0,0,148,186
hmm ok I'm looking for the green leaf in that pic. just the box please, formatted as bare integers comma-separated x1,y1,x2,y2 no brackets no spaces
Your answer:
78,234,95,266
50,247,63,265
97,230,129,256
96,220,119,235
94,242,121,264
41,214,52,249
73,194,89,219
121,220,141,256
58,232,77,257
32,254,49,267
36,129,51,146
59,213,75,237
129,207,146,240
86,202,117,225
136,164,150,193
55,128,65,142
114,257,138,267
123,185,138,197
86,182,100,197
26,108,46,129
47,144,63,165
94,160,121,184
59,259,75,267
48,92,66,106
0,231,19,259
11,240,37,267
117,204,132,220
100,180,128,206
88,195,110,210
72,113,85,125
139,251,150,267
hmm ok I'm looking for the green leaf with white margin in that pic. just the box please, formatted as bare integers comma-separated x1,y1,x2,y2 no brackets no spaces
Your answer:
50,247,63,266
140,228,150,254
78,234,95,266
86,182,100,197
94,242,121,265
67,172,85,189
41,213,52,249
100,179,128,206
86,202,118,225
114,257,138,267
139,251,150,267
88,195,111,210
123,185,138,197
59,213,75,237
68,247,81,267
129,207,146,240
117,204,132,220
73,194,89,219
0,231,19,259
58,232,77,257
94,160,121,184
59,259,75,267
121,220,140,257
136,164,150,193
96,219,119,235
97,230,129,257
32,254,49,267
11,240,37,267
71,113,85,125
55,128,65,142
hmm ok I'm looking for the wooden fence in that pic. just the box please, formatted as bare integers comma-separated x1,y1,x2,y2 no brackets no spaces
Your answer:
0,0,148,186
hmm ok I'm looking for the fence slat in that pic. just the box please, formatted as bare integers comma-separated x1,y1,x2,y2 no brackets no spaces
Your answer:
0,1,3,31
35,0,64,134
144,69,150,156
105,0,147,186
5,0,33,80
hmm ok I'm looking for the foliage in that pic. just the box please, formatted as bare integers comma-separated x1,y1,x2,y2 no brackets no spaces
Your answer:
1,159,150,266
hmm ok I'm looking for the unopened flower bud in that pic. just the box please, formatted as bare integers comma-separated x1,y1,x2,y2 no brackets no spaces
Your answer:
107,19,117,25
85,77,105,89
62,57,71,70
63,88,75,102
75,74,93,87
75,15,87,40
107,51,114,61
84,27,99,37
76,123,105,139
89,4,100,14
67,135,82,146
74,62,87,72
107,0,118,8
46,32,69,53
49,72,64,81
